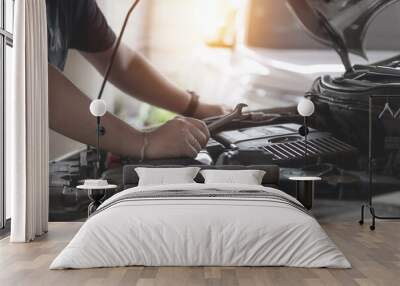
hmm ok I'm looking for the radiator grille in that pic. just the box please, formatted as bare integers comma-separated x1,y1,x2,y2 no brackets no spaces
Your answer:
262,136,356,161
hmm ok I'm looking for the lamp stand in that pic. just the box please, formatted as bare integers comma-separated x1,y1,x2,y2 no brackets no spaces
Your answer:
95,116,106,179
304,116,308,157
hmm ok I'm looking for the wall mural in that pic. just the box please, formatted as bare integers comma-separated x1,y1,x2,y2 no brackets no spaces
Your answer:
47,0,400,222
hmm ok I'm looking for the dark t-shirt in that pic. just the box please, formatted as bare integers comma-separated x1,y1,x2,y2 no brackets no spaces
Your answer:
46,0,116,70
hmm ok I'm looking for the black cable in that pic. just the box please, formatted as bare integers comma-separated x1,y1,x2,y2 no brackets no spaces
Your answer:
97,0,142,100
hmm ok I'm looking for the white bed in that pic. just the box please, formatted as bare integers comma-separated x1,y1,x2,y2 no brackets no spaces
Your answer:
50,183,351,269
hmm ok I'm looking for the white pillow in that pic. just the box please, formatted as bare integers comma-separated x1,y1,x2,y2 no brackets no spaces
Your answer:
200,169,266,185
135,167,201,186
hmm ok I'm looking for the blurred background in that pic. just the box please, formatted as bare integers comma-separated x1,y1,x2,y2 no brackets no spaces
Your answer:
50,0,400,160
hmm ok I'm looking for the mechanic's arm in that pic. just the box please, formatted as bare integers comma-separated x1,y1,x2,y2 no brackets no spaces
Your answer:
48,64,210,159
80,43,225,119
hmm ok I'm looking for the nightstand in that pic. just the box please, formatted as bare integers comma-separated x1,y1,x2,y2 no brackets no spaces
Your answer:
289,177,322,210
77,183,117,216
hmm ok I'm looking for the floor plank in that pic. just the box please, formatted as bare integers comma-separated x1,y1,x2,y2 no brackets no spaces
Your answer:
0,222,399,286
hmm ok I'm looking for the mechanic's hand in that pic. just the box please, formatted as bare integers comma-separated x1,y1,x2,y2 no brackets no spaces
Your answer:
193,102,232,119
146,116,210,159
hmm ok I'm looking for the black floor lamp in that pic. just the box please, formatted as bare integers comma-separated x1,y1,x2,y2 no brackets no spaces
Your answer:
78,0,142,214
359,94,400,230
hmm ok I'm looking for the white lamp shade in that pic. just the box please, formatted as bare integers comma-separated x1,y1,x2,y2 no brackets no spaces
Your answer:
90,99,107,117
297,98,315,117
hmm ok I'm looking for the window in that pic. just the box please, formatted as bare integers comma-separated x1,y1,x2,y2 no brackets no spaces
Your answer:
1,0,14,230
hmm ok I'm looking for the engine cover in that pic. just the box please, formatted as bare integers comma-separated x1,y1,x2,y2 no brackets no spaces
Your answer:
214,123,358,167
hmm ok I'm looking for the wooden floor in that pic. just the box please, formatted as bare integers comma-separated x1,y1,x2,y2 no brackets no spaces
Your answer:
0,222,399,286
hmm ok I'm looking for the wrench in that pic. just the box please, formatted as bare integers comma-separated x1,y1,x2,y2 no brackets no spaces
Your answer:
207,103,249,133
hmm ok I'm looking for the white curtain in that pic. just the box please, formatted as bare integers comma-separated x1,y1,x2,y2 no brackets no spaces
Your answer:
7,0,49,242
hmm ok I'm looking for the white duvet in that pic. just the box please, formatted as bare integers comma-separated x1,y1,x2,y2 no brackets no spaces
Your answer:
50,183,350,269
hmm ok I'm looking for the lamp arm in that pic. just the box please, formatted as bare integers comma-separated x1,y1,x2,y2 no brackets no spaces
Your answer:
97,0,142,100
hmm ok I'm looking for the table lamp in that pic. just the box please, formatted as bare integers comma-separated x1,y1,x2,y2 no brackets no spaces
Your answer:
297,98,315,157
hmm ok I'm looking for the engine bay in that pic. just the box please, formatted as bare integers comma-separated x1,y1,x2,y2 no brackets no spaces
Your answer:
48,119,368,221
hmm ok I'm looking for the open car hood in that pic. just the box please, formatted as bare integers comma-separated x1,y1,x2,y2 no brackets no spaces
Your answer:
286,0,400,72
